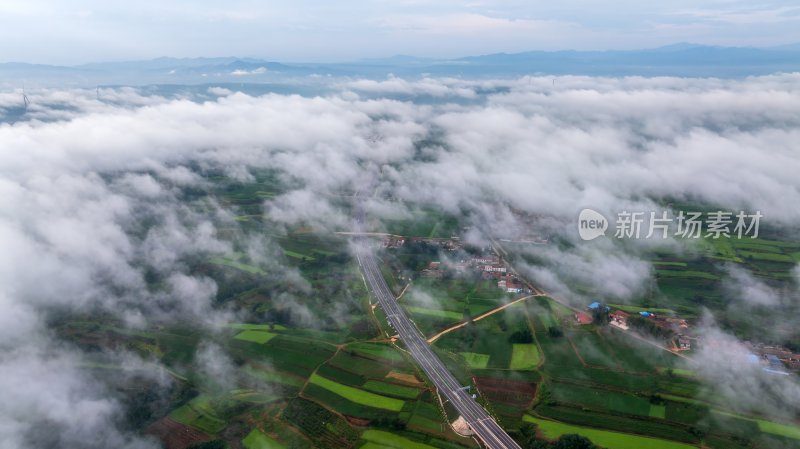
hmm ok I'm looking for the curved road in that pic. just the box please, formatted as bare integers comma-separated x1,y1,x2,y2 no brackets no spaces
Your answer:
353,238,521,449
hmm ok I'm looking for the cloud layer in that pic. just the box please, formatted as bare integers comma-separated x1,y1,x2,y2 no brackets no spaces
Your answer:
1,74,799,446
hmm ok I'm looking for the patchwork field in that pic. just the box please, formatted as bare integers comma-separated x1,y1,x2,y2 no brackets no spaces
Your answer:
523,416,698,449
308,374,406,412
360,430,438,449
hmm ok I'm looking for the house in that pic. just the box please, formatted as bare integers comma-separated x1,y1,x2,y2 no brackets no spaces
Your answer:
420,261,443,278
588,301,601,310
472,255,500,265
575,311,593,325
483,264,507,273
497,274,524,293
609,310,630,330
676,334,691,350
767,354,784,369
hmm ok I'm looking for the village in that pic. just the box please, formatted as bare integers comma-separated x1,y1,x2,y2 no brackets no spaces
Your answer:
383,234,800,375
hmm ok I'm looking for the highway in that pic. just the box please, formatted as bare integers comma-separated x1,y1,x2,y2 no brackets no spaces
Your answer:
353,237,522,449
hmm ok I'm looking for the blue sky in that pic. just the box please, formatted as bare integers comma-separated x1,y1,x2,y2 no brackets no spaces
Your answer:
2,0,800,64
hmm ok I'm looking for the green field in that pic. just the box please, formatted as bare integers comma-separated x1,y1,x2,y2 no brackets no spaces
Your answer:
226,323,287,331
360,430,437,449
348,342,405,362
308,374,405,411
405,306,463,321
169,396,227,434
234,330,277,344
243,365,305,388
757,419,800,440
523,416,697,449
510,344,540,370
656,270,720,280
650,405,666,419
548,383,651,417
283,249,316,261
460,352,491,369
208,255,266,275
608,304,676,315
362,380,421,399
242,429,286,449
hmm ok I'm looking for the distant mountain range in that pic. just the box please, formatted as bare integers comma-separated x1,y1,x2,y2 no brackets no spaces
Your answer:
2,44,799,87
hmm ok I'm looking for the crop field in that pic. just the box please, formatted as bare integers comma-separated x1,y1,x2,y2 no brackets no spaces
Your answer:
230,336,337,379
475,377,537,409
649,404,666,419
362,380,421,399
509,344,540,370
281,398,360,449
234,330,277,344
405,306,463,321
169,395,227,434
548,382,651,417
523,416,698,449
308,374,406,411
534,404,698,443
328,351,397,379
146,417,212,449
569,331,619,369
243,429,286,449
317,364,367,386
348,342,405,362
227,323,288,331
360,430,438,449
381,208,460,238
459,352,490,369
608,304,675,315
208,252,267,275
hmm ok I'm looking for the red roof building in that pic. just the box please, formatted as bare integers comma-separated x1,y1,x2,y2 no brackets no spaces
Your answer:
575,312,593,325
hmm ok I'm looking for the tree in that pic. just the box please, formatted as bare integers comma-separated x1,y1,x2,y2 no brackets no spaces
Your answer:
510,329,534,344
548,326,564,338
591,305,609,325
553,434,596,449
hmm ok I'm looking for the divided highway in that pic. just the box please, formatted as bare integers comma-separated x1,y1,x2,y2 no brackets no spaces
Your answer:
353,239,522,449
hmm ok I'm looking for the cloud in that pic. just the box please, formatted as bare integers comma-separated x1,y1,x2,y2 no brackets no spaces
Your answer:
690,317,800,420
231,67,267,76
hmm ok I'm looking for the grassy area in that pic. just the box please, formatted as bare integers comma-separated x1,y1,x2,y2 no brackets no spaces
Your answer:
308,374,405,412
405,306,463,321
460,352,491,369
510,344,540,370
242,429,286,449
234,330,277,344
360,430,438,449
523,416,698,449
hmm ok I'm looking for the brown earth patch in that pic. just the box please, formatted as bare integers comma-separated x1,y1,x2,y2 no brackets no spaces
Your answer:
145,417,212,449
474,377,537,408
